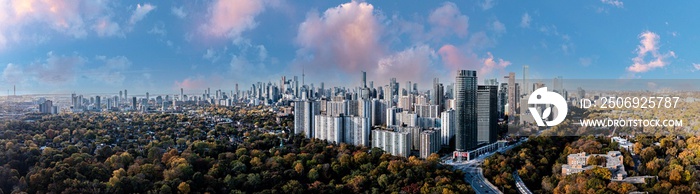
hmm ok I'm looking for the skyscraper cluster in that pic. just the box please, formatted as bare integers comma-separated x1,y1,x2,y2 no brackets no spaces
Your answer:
293,69,504,160
50,64,558,161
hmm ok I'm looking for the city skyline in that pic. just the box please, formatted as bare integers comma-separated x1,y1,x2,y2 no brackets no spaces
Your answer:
2,0,699,95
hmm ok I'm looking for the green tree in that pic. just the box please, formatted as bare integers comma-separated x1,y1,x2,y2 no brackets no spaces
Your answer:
307,168,319,181
281,180,303,193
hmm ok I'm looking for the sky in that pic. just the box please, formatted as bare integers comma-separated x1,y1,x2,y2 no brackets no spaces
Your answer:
1,0,699,95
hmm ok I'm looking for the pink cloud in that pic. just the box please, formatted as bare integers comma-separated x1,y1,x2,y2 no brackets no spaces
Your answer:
437,44,476,71
3,0,90,38
201,0,266,40
175,77,208,91
0,1,153,49
295,1,384,73
480,52,511,75
174,76,225,91
438,44,510,76
627,31,676,73
428,2,469,38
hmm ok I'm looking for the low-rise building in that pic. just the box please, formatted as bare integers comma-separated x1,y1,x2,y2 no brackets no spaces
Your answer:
561,151,627,180
611,136,635,153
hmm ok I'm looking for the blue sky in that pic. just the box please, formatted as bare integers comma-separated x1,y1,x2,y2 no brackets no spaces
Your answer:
1,0,698,95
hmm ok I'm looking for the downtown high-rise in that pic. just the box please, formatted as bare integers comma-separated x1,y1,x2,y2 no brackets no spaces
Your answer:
454,70,478,152
432,78,445,113
477,85,498,144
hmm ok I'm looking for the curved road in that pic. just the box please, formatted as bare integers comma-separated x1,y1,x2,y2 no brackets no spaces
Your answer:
452,160,501,193
444,138,527,194
513,171,533,194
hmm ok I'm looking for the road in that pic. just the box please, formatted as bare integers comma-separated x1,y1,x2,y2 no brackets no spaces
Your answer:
444,138,527,194
512,171,533,194
453,160,501,194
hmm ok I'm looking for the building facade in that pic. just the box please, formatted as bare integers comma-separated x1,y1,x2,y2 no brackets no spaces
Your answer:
441,109,455,147
314,115,343,144
420,129,441,159
561,151,627,180
455,70,478,152
372,129,412,157
477,85,498,144
294,100,320,138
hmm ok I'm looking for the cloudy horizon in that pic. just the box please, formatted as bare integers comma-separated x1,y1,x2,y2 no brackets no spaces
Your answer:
1,0,698,95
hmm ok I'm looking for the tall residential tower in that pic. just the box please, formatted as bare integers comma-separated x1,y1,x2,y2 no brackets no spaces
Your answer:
454,70,478,153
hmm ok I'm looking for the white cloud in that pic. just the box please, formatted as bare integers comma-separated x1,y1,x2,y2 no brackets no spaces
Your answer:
257,45,268,61
130,4,156,24
0,1,166,49
561,42,574,55
627,31,676,73
203,48,221,62
2,63,24,84
26,52,86,85
692,63,700,72
148,23,167,37
491,20,506,34
1,52,136,86
538,24,559,36
386,2,472,45
86,56,132,85
171,6,188,19
94,17,122,37
428,2,469,39
228,50,270,82
467,31,495,50
601,0,624,8
480,0,496,10
520,13,531,28
580,58,592,67
579,56,598,67
377,45,437,84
